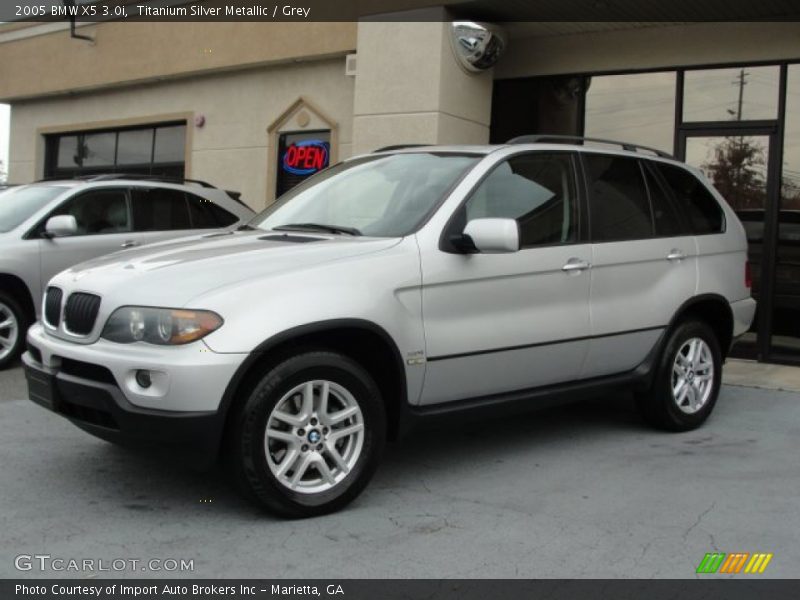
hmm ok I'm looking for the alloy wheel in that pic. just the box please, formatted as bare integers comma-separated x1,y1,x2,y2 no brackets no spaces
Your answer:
671,337,714,415
264,380,365,494
0,301,19,361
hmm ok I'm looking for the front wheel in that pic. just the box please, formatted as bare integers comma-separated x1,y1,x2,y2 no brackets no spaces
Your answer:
0,292,26,370
637,320,722,431
227,351,386,518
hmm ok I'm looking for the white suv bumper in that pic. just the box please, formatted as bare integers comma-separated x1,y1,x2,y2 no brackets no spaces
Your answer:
25,322,244,413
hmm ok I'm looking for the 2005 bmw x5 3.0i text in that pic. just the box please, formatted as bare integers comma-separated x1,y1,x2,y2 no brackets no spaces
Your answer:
24,137,756,517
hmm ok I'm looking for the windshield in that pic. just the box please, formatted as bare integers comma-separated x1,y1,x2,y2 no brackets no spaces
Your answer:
251,153,480,237
0,185,66,233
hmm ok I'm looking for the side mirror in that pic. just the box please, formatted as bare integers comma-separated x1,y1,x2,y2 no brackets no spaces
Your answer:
461,218,519,253
44,215,78,238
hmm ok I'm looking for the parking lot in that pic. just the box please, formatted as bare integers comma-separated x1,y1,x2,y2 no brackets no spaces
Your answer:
1,361,798,579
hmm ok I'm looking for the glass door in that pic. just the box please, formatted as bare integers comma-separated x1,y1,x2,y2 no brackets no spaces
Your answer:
679,128,781,360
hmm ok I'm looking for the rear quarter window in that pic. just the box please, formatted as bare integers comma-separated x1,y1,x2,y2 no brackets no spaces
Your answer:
655,163,725,234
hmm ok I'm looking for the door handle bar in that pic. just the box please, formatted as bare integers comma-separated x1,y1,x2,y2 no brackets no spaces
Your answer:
562,259,591,272
666,249,686,261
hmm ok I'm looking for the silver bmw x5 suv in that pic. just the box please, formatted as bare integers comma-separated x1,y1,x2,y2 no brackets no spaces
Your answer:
25,138,756,517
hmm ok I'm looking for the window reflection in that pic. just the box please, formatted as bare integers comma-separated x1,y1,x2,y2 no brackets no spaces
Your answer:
584,72,676,153
683,66,779,122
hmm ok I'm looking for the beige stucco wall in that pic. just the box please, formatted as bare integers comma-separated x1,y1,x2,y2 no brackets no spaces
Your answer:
352,19,493,154
0,21,356,101
7,58,355,208
496,22,800,79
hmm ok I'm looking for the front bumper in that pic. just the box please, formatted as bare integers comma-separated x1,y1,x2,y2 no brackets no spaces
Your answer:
24,322,246,461
24,356,221,455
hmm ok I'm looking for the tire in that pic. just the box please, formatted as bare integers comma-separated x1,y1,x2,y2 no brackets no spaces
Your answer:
227,351,386,518
0,291,27,370
637,319,723,432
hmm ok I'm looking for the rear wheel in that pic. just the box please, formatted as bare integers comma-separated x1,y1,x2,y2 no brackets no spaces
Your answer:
0,292,26,370
227,351,385,517
637,319,722,431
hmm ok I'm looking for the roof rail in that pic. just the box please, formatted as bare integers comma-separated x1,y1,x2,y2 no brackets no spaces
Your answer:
36,173,217,188
506,135,674,159
373,144,431,152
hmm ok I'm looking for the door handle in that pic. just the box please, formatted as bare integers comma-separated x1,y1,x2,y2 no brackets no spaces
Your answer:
666,249,686,261
562,258,592,273
121,240,139,248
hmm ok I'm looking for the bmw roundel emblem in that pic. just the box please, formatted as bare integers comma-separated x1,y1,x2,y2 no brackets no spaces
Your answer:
308,430,321,444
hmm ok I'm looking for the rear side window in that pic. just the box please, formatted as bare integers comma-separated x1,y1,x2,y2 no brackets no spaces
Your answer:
655,163,724,234
186,194,238,228
643,164,687,237
132,188,191,231
584,154,653,242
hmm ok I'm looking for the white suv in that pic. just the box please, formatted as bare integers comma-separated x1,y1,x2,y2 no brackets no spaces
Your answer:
24,139,756,517
0,175,254,368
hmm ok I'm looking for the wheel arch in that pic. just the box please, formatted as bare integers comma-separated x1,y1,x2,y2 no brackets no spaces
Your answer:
217,319,408,455
667,294,735,359
0,273,37,325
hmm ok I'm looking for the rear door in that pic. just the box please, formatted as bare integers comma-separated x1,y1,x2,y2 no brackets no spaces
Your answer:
38,187,141,289
581,154,697,378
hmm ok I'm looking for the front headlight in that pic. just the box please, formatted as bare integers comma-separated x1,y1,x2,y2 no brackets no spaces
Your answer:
101,306,223,345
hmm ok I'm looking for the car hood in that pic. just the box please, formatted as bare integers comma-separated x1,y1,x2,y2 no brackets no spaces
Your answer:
52,230,402,307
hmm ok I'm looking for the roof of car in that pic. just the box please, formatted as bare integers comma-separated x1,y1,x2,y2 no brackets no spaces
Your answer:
372,138,681,164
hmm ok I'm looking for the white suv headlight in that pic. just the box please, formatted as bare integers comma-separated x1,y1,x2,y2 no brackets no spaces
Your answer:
101,307,223,345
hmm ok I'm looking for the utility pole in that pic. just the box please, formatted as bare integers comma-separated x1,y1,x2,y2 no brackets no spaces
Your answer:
732,68,748,206
735,68,747,121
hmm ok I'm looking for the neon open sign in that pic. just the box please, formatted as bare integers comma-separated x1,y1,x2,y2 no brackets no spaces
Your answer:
282,139,329,176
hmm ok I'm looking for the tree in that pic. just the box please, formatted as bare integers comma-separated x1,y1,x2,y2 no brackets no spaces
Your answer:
702,137,767,212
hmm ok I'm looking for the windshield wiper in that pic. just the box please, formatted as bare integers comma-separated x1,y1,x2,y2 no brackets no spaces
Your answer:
273,223,362,236
237,223,256,231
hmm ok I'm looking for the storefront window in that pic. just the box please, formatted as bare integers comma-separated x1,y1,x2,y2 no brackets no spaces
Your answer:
584,71,676,153
683,66,780,122
772,64,800,357
45,122,186,179
117,128,153,165
153,125,186,163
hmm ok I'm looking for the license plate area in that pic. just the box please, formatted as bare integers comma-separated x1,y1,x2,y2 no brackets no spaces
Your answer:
26,367,60,411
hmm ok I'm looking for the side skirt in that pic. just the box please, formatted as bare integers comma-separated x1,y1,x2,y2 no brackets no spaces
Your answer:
397,328,667,437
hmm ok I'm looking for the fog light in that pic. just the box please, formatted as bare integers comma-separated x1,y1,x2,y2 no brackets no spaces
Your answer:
135,369,152,389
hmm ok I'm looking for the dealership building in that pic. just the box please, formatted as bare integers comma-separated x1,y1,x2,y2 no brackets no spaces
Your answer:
0,5,799,363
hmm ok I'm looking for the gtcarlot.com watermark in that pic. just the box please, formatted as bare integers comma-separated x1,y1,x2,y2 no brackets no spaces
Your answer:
15,554,194,573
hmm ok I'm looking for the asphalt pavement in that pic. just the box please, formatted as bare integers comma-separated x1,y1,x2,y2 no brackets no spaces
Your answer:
1,361,798,579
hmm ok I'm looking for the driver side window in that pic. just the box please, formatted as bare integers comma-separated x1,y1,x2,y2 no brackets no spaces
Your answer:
50,189,131,236
464,153,578,248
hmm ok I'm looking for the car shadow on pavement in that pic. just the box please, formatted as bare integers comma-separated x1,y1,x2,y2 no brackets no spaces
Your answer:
44,393,644,519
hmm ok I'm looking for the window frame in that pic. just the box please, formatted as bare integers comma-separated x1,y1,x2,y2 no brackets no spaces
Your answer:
440,150,585,253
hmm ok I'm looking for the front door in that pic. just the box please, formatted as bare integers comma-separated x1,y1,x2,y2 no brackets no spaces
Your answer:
419,151,592,405
39,188,141,290
678,127,782,360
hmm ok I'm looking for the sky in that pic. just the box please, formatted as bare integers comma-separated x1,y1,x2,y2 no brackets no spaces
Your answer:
0,104,8,180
